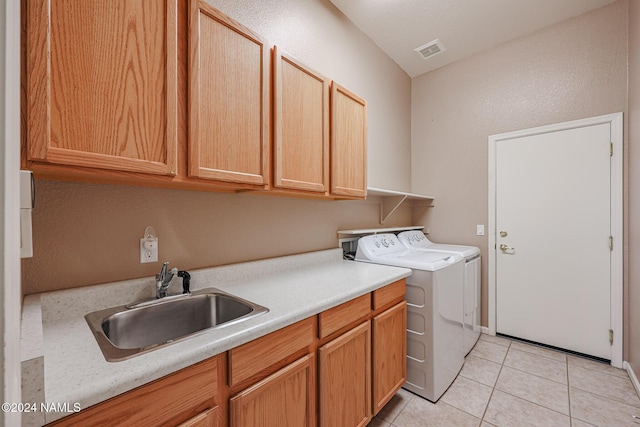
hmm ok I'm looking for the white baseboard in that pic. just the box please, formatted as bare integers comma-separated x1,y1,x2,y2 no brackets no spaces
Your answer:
480,326,490,335
624,361,640,397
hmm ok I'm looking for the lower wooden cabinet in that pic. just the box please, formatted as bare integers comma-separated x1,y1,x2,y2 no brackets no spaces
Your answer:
372,301,407,415
230,355,315,427
318,322,371,427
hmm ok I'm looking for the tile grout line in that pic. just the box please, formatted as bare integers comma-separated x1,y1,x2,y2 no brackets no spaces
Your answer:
568,363,640,408
492,345,573,422
440,375,492,421
565,353,573,425
375,389,413,426
478,340,511,424
568,382,640,411
388,391,412,425
567,386,640,426
501,362,569,387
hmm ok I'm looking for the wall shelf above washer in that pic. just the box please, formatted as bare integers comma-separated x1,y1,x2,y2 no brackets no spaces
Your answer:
366,187,435,224
337,225,424,236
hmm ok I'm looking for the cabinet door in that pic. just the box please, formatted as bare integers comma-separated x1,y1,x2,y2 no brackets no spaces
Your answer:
273,47,329,193
230,355,315,427
330,83,367,198
27,0,178,175
318,322,371,427
372,301,407,415
188,0,270,186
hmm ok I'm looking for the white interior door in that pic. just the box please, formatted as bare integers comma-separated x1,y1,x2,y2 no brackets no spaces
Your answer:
495,122,612,360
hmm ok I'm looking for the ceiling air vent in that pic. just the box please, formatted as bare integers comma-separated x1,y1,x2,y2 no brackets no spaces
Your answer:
414,39,446,60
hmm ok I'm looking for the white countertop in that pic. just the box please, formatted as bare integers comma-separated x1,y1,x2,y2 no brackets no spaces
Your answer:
21,249,411,424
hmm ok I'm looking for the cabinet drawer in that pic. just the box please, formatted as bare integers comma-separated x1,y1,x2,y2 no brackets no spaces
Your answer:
373,280,406,310
318,294,371,339
51,355,219,426
229,317,315,387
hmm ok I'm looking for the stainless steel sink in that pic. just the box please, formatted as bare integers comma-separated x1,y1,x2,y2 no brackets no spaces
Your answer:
85,288,268,361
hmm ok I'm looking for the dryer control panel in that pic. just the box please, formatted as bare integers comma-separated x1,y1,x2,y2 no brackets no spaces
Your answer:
398,230,430,248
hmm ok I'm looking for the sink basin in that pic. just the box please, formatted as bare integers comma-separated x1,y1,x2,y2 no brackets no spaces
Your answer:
85,288,268,361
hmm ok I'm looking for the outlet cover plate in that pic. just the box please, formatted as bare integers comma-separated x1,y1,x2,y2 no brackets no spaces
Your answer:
140,237,158,263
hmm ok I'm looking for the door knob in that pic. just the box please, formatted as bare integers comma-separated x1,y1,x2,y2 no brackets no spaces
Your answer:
499,243,515,253
500,230,508,237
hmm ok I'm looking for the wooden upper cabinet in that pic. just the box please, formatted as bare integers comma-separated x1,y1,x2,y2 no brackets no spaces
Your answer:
188,0,270,186
330,83,367,198
27,0,178,175
273,47,329,193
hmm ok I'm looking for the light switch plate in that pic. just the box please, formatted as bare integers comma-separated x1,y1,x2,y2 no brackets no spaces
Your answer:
476,224,485,236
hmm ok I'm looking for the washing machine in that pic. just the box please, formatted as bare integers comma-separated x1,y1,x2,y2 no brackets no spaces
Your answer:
397,230,481,356
355,233,465,402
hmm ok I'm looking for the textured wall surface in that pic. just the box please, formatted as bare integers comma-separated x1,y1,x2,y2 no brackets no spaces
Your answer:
23,181,412,294
411,1,629,328
22,0,413,294
627,0,640,373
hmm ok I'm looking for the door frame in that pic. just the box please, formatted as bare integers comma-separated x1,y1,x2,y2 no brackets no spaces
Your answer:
1,0,23,423
488,112,623,368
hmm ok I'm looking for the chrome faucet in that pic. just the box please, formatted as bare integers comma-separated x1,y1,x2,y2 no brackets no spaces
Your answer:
156,262,177,299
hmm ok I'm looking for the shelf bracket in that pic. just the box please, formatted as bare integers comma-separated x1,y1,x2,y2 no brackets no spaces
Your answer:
380,195,408,224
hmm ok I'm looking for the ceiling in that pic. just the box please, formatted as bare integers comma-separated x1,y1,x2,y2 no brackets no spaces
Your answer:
328,0,617,77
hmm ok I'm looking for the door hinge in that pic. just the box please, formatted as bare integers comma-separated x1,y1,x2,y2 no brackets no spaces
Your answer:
610,142,613,157
609,236,614,250
609,329,614,345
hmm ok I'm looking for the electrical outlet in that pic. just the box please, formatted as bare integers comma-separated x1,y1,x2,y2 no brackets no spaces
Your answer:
140,237,158,263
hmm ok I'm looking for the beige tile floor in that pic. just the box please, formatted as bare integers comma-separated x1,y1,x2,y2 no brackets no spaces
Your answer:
370,334,640,427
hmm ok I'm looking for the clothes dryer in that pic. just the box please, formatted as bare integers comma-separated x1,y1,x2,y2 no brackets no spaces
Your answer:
397,230,481,355
355,233,465,402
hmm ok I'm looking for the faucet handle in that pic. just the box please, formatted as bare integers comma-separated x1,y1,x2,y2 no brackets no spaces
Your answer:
159,261,169,280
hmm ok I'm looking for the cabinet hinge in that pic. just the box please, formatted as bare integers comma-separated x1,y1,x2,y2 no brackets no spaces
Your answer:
610,142,613,157
609,329,614,345
609,236,614,251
